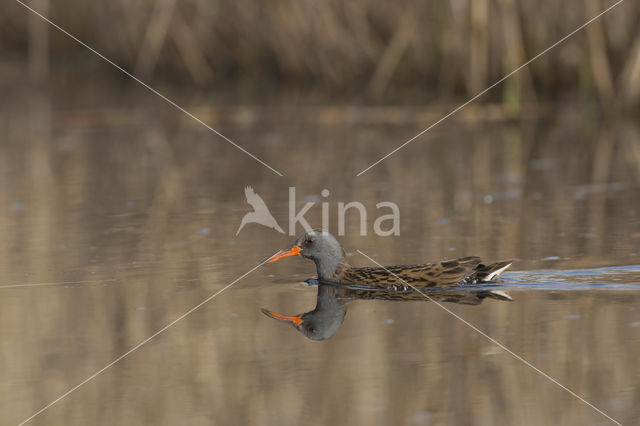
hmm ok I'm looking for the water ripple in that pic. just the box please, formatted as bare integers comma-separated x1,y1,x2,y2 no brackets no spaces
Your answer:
500,265,640,291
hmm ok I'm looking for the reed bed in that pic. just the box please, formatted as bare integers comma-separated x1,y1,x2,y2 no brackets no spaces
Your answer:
3,0,640,107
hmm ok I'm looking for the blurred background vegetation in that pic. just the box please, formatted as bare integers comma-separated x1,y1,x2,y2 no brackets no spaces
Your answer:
2,0,640,108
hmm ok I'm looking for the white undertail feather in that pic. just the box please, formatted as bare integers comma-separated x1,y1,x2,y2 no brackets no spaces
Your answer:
484,262,512,281
482,262,513,301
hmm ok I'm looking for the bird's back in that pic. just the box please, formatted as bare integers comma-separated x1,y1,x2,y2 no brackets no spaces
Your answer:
341,256,511,288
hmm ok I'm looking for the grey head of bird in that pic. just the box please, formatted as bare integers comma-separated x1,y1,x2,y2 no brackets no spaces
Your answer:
267,230,345,281
261,284,347,341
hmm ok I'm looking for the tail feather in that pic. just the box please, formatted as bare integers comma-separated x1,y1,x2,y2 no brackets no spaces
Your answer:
470,260,513,301
472,261,512,282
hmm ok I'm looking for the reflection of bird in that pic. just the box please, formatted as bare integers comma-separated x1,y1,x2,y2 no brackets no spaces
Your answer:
262,280,511,341
236,186,284,235
268,230,513,288
262,284,346,341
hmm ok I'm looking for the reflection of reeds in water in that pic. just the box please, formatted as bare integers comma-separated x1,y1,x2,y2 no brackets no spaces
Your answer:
1,90,639,424
6,0,640,107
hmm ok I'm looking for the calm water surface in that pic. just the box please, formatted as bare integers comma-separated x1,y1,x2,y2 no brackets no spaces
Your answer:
1,90,639,425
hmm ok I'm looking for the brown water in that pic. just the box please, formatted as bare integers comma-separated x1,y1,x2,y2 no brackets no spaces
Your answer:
1,90,640,425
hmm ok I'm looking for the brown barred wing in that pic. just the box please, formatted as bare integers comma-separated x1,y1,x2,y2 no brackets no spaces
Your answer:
341,256,482,287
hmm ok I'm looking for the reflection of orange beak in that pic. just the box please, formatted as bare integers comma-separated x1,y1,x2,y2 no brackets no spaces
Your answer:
261,308,303,326
267,245,302,263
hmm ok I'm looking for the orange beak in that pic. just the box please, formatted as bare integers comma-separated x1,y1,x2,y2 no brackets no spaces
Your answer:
267,245,302,263
261,308,303,326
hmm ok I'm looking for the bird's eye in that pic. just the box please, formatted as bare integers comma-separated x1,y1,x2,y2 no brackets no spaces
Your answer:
306,238,314,245
309,326,317,334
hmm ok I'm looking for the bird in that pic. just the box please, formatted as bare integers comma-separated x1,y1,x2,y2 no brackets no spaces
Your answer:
235,186,285,235
267,229,513,289
262,280,512,341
